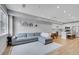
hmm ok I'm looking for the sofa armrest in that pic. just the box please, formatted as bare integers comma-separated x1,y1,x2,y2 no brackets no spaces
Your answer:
12,36,17,40
40,36,52,39
12,36,17,43
38,37,45,44
38,36,52,45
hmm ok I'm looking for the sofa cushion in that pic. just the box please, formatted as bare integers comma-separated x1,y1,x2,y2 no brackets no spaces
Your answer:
16,37,27,41
12,38,38,45
16,36,38,41
27,33,35,37
16,33,27,37
27,36,38,39
34,33,40,36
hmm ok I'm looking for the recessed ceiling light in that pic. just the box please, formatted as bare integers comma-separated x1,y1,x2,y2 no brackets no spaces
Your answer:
64,10,66,13
57,5,60,8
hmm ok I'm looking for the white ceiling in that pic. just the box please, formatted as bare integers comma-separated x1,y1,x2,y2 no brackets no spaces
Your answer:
6,4,79,23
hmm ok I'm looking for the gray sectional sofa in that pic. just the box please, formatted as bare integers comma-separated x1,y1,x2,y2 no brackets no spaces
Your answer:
12,33,40,45
12,33,52,45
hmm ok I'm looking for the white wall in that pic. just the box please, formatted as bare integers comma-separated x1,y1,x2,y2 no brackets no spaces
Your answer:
14,18,52,35
63,22,79,27
62,22,79,31
51,24,63,35
51,24,62,30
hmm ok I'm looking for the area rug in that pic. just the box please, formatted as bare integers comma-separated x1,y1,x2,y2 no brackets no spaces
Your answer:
11,42,62,55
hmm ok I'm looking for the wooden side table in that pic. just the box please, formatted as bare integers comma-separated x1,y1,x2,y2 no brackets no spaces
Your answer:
51,32,58,39
67,34,75,39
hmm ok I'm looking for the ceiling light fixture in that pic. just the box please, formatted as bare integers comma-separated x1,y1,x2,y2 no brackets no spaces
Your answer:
57,5,60,8
64,10,66,13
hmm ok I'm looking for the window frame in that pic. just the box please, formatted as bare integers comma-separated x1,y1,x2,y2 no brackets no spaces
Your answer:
0,6,8,36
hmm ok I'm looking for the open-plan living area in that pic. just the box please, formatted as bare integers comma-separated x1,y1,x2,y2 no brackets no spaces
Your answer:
1,4,79,55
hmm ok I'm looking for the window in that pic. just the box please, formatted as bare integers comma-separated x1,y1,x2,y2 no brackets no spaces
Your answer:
0,8,8,35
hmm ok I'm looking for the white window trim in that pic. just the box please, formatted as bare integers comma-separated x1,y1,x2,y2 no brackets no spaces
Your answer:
0,5,8,36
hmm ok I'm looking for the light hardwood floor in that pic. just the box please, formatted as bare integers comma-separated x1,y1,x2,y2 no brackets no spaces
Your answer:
3,45,12,55
3,37,79,55
48,37,79,55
